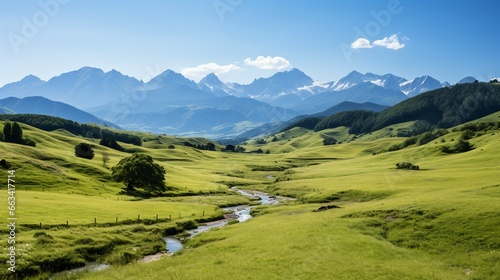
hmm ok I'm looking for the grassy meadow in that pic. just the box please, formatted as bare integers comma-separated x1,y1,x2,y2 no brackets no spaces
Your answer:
0,113,499,279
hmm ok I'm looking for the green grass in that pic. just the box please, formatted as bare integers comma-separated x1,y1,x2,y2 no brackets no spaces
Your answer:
1,113,499,279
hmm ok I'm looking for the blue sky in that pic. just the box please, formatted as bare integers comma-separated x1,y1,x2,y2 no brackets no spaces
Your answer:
1,0,499,87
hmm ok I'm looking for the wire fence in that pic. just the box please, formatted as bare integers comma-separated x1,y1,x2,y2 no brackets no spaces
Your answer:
18,210,213,230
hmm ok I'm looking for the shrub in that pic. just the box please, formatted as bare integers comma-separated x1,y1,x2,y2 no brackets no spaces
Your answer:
75,143,95,159
396,162,420,170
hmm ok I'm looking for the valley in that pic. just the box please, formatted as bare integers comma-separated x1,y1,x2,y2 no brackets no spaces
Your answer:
0,86,499,278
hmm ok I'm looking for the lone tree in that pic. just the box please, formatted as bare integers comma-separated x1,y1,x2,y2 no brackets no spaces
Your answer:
3,122,12,142
75,143,95,159
111,153,166,194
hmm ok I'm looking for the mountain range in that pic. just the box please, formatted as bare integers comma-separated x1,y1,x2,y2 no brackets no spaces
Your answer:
0,66,482,138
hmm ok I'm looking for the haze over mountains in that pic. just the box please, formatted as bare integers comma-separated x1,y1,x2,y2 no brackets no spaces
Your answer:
0,66,484,138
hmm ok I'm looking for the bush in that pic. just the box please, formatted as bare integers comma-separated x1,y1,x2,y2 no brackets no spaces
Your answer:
322,137,337,146
442,139,474,154
396,162,419,170
75,143,95,159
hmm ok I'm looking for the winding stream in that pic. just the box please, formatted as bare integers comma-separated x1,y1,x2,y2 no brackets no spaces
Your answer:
164,187,283,253
53,188,286,277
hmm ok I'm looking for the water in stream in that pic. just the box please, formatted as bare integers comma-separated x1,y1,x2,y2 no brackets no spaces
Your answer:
163,188,280,253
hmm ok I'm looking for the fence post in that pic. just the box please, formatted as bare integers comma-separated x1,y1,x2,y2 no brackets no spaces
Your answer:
116,217,118,225
94,218,97,226
39,222,42,229
169,214,171,220
156,214,158,223
138,214,140,222
179,213,181,219
203,210,205,217
66,221,69,227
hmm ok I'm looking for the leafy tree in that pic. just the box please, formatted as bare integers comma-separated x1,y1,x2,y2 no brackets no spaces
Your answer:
3,122,12,142
75,143,95,159
100,132,123,151
206,142,216,151
454,139,473,153
225,144,236,152
111,153,166,194
255,138,266,145
11,122,23,144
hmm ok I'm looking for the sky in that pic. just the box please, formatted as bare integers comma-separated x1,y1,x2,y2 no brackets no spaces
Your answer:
1,0,499,87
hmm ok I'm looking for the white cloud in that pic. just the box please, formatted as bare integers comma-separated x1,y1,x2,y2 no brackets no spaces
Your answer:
350,34,407,50
351,38,373,49
181,62,239,77
373,34,406,50
244,56,290,70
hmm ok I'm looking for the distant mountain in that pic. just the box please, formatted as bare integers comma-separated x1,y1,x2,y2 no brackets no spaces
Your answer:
0,75,45,96
293,82,407,114
0,106,15,114
199,68,323,108
197,73,235,97
400,75,443,97
0,67,142,109
457,76,478,84
90,95,297,137
0,96,119,128
145,69,198,90
0,66,455,137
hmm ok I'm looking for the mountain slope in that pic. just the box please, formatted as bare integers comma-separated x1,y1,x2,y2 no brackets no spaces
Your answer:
401,75,443,97
0,96,119,128
315,82,500,133
0,67,143,109
294,82,407,114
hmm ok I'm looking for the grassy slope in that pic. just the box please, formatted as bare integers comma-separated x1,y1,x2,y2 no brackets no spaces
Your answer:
84,113,500,280
0,112,499,279
0,122,255,278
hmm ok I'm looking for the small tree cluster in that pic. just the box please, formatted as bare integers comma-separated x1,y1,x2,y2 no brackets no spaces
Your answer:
323,137,337,146
183,141,216,151
2,122,36,147
255,138,267,145
396,162,420,170
221,144,246,153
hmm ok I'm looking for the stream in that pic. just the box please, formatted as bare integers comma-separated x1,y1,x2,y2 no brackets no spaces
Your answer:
53,188,286,277
164,187,282,253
